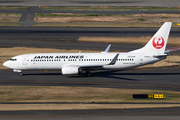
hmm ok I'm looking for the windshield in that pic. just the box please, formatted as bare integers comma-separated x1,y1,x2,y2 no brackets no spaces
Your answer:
9,59,17,61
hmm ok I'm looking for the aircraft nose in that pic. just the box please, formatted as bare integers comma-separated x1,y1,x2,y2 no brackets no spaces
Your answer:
3,61,9,67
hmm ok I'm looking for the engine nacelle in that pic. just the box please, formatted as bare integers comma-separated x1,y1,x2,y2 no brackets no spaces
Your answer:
61,66,79,75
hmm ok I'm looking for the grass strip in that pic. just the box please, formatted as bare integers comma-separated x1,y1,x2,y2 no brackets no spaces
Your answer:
0,104,180,111
34,13,180,28
0,86,180,103
0,23,21,26
0,13,21,23
40,6,180,11
0,6,28,10
32,22,179,28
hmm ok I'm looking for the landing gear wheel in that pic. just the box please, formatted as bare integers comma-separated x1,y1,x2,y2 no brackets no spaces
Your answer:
19,72,23,76
86,70,91,77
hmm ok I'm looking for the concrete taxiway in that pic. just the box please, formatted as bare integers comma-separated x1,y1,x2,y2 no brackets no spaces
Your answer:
1,66,180,119
0,108,180,120
0,27,179,39
0,0,179,7
1,66,180,91
1,9,180,14
0,27,180,54
0,3,180,119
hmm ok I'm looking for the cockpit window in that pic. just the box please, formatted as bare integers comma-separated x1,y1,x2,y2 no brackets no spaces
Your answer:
10,59,17,61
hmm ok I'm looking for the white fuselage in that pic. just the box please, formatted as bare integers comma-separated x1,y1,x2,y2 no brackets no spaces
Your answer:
3,22,171,75
3,52,163,71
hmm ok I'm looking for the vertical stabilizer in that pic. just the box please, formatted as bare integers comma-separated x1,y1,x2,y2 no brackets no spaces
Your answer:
129,22,172,54
102,44,111,53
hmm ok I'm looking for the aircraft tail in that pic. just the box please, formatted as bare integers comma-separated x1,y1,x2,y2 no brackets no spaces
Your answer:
129,22,172,54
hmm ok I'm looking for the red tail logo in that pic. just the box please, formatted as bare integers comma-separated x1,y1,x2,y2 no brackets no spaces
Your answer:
152,36,164,49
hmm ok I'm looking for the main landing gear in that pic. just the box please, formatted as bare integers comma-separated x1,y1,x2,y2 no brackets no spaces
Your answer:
85,70,91,77
19,72,23,76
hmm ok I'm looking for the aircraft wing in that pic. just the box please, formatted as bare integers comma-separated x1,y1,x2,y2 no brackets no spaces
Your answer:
62,53,119,70
79,53,119,68
79,64,105,69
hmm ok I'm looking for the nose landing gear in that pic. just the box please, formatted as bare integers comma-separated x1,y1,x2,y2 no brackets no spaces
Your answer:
19,72,23,76
13,70,23,76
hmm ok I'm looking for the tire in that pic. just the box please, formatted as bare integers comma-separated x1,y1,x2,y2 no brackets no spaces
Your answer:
86,71,91,77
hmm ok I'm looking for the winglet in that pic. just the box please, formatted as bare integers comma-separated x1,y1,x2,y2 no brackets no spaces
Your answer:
101,44,111,53
108,53,119,65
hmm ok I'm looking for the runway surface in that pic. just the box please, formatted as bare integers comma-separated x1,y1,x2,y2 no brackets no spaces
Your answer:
0,11,180,118
1,39,180,55
0,39,143,52
0,0,179,7
0,27,180,54
1,67,180,120
1,9,180,14
1,66,180,91
0,107,180,120
1,66,180,119
0,27,179,40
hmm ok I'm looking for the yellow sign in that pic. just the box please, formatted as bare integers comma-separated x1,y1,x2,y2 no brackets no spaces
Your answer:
177,23,180,26
154,94,163,98
148,94,154,99
148,94,163,99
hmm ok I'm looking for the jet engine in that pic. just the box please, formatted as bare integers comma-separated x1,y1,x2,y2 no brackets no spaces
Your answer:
61,66,79,75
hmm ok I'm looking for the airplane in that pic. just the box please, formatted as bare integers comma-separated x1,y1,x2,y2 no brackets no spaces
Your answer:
3,22,172,76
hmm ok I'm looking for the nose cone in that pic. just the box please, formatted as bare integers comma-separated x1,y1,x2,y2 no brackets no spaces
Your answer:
3,61,9,68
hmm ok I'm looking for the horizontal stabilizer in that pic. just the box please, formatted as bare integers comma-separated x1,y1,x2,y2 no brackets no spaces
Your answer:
153,54,167,58
164,50,170,54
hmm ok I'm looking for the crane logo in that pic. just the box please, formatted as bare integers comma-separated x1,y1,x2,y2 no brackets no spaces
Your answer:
152,36,165,49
